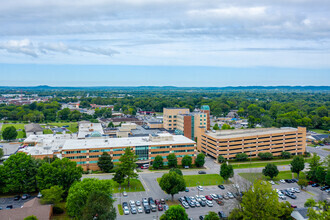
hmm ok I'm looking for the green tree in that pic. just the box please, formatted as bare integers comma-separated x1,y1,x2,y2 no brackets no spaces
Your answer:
181,155,192,167
160,205,188,220
167,153,177,168
229,208,243,220
307,200,330,219
212,123,220,130
316,106,328,118
2,126,18,140
159,172,186,201
258,152,273,160
82,190,116,220
315,166,326,184
281,151,291,159
261,115,273,128
195,153,205,167
236,153,248,161
326,170,330,185
304,198,317,207
108,122,115,128
297,172,309,189
220,163,234,181
36,158,83,193
97,152,114,173
118,147,138,187
153,155,164,169
218,155,226,163
40,185,65,205
66,178,113,218
221,124,232,130
290,156,305,178
24,216,38,220
262,163,279,179
240,180,293,219
169,168,183,176
112,169,125,186
308,153,322,181
57,108,71,121
3,152,39,193
205,211,220,220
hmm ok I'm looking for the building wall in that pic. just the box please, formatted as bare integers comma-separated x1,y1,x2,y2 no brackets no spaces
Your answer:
163,108,190,130
193,113,207,140
201,109,210,130
147,122,163,129
198,127,306,160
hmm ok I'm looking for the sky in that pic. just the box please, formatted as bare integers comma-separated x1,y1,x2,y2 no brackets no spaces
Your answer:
0,0,330,86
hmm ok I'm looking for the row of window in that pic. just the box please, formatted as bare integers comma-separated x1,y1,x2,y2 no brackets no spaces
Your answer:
64,150,87,154
66,156,87,159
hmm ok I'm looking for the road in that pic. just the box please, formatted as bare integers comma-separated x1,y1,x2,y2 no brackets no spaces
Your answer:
306,146,330,159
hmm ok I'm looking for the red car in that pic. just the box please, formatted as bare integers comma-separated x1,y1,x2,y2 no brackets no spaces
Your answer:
155,199,160,205
308,181,315,185
158,204,163,211
205,195,212,201
291,204,297,208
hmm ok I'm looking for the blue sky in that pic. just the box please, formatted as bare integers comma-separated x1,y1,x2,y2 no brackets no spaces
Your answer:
0,1,330,86
1,64,329,86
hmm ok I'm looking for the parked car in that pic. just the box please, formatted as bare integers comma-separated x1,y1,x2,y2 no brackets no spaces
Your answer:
144,205,151,213
137,206,143,213
227,192,234,199
131,206,137,214
205,195,212,200
218,211,227,218
312,183,320,187
160,198,166,204
195,201,201,207
199,216,204,220
291,204,297,208
37,192,42,198
164,204,169,211
223,195,229,200
158,204,163,211
197,186,204,191
129,200,135,207
308,181,315,185
279,195,286,200
14,195,21,201
195,195,202,202
210,194,218,200
135,200,141,206
123,191,128,197
155,199,160,205
206,200,213,207
182,201,189,209
140,164,149,169
188,201,196,208
123,206,130,215
217,194,223,200
294,188,300,193
269,180,275,185
198,171,206,174
200,195,206,201
218,185,225,189
217,200,224,206
199,201,206,207
325,188,330,193
6,205,13,209
185,188,190,192
280,179,286,183
21,194,30,200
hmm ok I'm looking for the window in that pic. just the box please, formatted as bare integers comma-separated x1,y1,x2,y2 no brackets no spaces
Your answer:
135,146,149,161
113,154,122,156
113,148,123,151
89,161,98,164
169,115,172,118
174,116,177,118
101,149,110,152
90,150,100,153
169,120,172,122
169,124,172,126
89,155,100,158
151,151,169,154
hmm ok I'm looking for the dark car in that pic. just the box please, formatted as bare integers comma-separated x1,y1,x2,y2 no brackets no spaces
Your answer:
148,197,155,204
122,202,128,207
321,186,330,191
291,179,298,183
21,194,30,200
155,199,160,205
308,181,315,185
217,194,223,200
199,216,204,220
199,201,206,207
14,195,21,201
312,183,320,187
198,171,206,174
218,185,225,189
6,205,13,209
158,204,163,211
144,205,151,214
185,188,189,192
218,211,227,218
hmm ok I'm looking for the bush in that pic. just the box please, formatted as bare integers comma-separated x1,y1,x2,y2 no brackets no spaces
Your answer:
53,206,64,214
281,151,291,159
236,153,248,161
303,151,311,157
258,152,273,160
218,155,226,163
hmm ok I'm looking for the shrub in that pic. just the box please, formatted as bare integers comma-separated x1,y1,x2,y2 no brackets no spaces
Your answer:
281,151,291,159
218,155,226,163
53,206,64,214
236,153,248,161
258,152,273,160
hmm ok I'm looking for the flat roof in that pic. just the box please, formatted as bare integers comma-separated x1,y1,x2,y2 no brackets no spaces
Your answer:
164,107,190,110
206,127,299,139
62,134,195,150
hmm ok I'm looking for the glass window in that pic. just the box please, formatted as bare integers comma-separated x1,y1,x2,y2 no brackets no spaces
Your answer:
135,146,149,161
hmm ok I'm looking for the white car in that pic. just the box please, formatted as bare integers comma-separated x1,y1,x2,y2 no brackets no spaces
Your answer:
269,180,275,185
137,206,143,213
195,201,201,207
200,195,206,201
195,195,202,202
129,200,135,207
278,194,286,200
294,188,300,193
206,200,213,207
37,192,42,198
123,206,130,215
210,194,218,200
197,186,204,191
280,179,285,184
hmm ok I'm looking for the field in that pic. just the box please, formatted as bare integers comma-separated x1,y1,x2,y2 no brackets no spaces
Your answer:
44,122,78,133
310,129,329,134
239,171,298,182
111,179,145,193
231,160,292,169
1,123,26,139
157,174,225,187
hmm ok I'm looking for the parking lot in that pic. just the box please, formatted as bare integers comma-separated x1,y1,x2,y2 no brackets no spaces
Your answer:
0,195,36,210
114,184,240,220
272,181,329,208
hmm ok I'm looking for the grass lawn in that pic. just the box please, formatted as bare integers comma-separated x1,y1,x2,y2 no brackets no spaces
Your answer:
46,122,78,133
157,174,225,187
231,160,293,169
1,123,26,139
51,202,72,220
310,129,329,134
43,129,53,134
111,179,145,193
117,204,124,215
239,171,298,183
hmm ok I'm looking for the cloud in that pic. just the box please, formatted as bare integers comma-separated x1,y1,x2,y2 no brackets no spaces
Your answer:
0,39,119,57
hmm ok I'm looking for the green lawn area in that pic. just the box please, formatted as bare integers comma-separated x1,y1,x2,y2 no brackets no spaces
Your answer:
46,122,78,133
1,123,26,139
310,129,329,134
323,148,330,152
111,179,145,193
231,160,293,169
157,174,225,187
43,129,53,134
239,171,298,183
117,204,124,215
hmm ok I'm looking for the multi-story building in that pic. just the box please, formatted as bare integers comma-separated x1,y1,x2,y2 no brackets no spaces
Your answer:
163,108,190,130
197,127,306,160
21,133,196,171
176,111,208,140
200,105,211,130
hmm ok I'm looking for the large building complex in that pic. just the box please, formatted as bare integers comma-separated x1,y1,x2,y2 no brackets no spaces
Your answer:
163,108,190,130
21,133,196,171
197,127,306,160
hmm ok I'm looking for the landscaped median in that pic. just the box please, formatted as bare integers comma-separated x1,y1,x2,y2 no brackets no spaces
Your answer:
239,171,298,183
157,174,225,187
111,179,145,193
